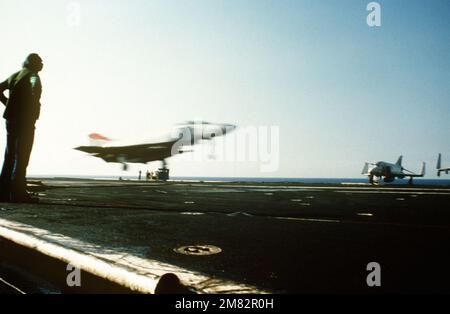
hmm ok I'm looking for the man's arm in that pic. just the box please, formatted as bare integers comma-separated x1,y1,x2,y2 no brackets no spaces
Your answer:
30,74,42,101
0,79,8,106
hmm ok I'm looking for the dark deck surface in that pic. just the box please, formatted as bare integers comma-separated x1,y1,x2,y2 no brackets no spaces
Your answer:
1,178,450,293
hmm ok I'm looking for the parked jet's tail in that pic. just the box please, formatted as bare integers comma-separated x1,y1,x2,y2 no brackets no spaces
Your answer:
396,155,403,166
437,153,446,177
437,154,442,176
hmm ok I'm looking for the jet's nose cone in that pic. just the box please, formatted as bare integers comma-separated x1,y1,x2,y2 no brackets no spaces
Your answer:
224,124,237,131
74,146,94,153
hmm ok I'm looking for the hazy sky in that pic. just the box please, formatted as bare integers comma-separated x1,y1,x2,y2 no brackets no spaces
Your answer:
0,0,449,178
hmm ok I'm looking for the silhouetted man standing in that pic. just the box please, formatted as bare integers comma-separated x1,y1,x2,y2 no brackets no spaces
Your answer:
0,53,43,203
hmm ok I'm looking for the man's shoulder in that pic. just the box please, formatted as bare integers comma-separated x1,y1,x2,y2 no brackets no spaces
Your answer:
2,71,17,85
9,70,22,79
6,70,25,85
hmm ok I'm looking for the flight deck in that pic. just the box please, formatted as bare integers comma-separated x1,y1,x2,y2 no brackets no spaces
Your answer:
0,178,450,293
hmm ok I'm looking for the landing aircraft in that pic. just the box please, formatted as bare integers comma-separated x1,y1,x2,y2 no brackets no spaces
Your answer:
362,156,426,184
75,121,236,178
437,154,450,176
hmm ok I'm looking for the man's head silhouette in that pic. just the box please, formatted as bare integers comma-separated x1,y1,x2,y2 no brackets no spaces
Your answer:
23,53,43,73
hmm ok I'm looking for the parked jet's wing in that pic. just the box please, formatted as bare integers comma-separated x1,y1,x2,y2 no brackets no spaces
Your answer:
403,162,426,177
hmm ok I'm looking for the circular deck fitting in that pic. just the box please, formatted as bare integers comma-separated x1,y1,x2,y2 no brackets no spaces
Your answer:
174,245,222,256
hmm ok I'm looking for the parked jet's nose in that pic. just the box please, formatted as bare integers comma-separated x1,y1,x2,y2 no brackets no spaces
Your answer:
370,166,383,176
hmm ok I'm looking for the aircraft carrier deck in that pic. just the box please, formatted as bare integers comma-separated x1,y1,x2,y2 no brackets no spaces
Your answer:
1,178,450,294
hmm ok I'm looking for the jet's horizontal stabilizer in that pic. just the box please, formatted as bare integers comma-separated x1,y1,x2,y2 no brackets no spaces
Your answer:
89,133,113,146
89,133,112,141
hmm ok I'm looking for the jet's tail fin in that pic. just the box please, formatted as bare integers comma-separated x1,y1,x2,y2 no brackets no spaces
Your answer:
396,155,403,166
89,133,112,146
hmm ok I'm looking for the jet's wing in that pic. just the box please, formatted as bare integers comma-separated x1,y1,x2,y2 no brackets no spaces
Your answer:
75,139,181,164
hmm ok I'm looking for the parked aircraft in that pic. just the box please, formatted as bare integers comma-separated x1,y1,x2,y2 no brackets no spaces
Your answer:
437,153,450,177
362,156,425,184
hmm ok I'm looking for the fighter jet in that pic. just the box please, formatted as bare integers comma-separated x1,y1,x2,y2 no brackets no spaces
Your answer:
437,154,450,176
362,155,426,184
75,121,236,178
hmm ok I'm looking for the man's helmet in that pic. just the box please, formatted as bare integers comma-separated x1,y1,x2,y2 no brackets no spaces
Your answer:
23,53,43,72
